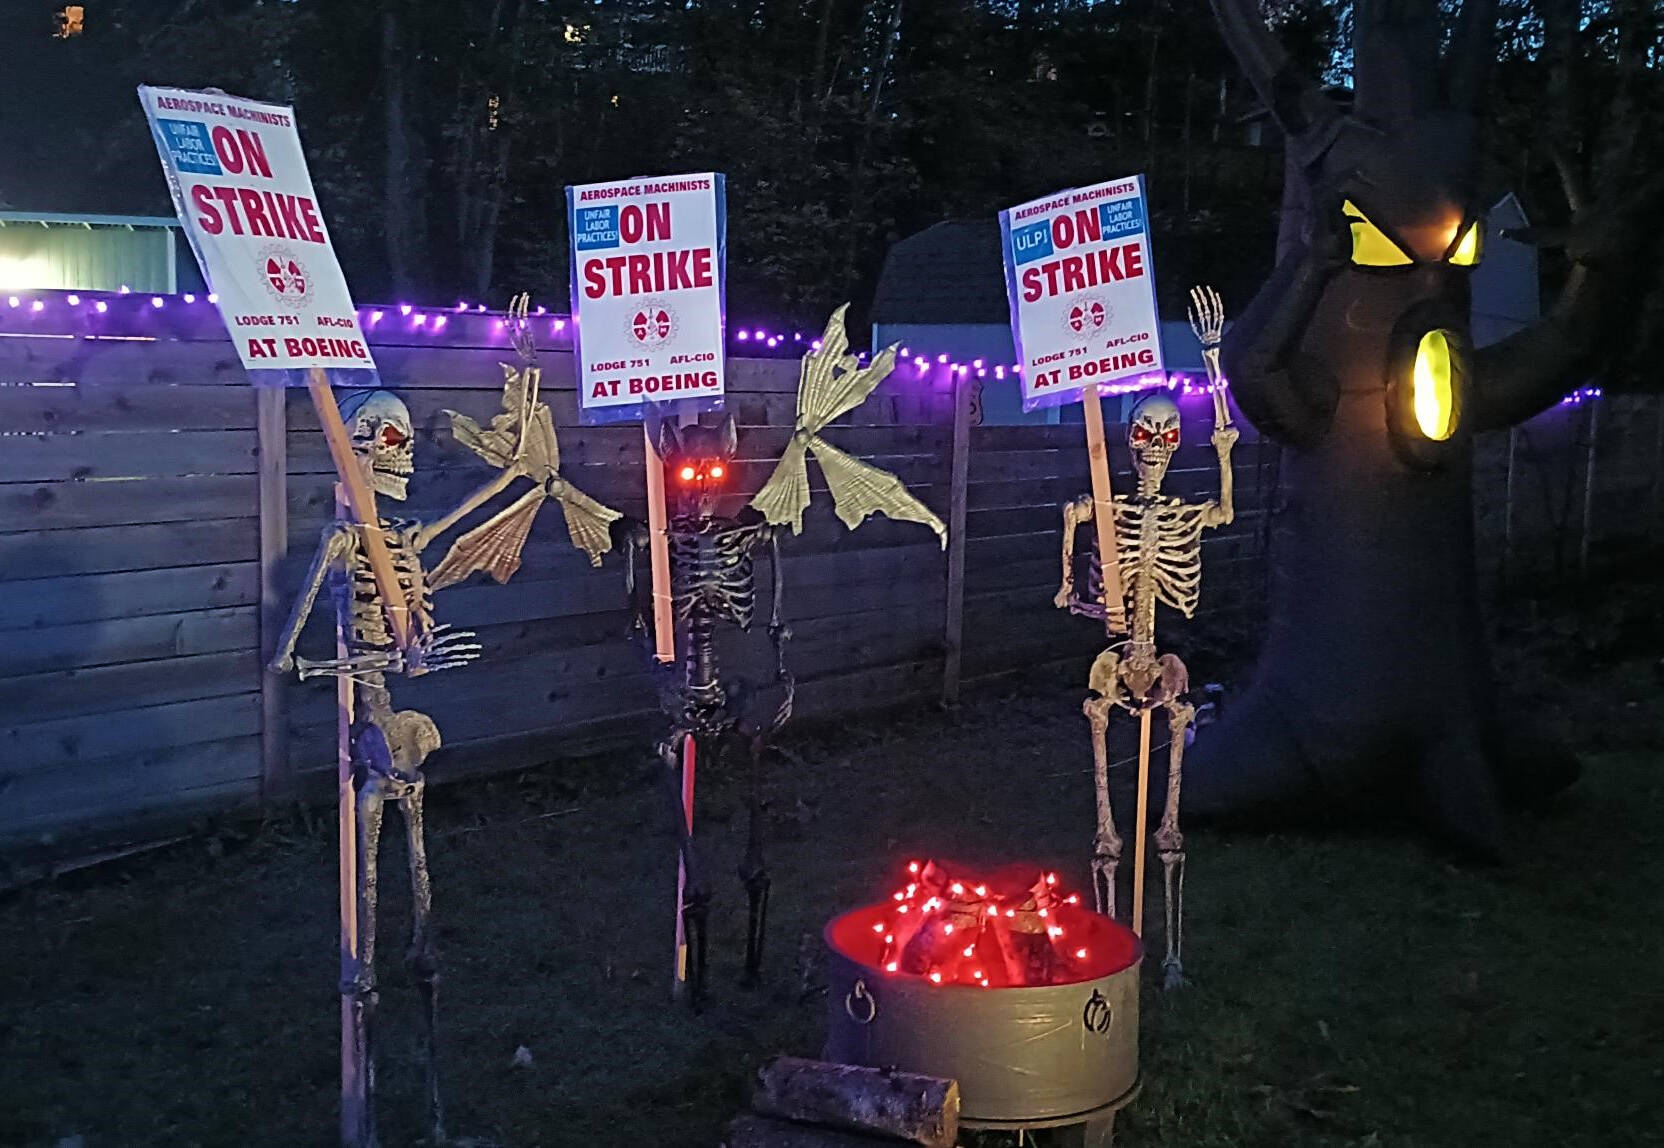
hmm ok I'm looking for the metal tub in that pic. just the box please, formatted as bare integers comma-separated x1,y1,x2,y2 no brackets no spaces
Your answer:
823,903,1140,1124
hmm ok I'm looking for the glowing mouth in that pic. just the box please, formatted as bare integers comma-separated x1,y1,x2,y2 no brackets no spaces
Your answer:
1412,330,1456,441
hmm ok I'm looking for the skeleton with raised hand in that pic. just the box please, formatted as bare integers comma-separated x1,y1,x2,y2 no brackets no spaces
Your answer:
626,305,946,1007
271,296,619,1144
1055,285,1238,990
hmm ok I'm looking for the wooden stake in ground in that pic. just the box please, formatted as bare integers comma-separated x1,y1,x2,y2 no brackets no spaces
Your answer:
644,424,690,997
1131,706,1153,937
331,486,370,1148
1083,386,1148,936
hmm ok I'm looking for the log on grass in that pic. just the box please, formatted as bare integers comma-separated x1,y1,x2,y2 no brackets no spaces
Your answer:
752,1057,959,1148
721,1113,901,1148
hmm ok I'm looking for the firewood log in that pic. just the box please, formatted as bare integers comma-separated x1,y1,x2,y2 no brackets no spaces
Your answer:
751,1057,959,1148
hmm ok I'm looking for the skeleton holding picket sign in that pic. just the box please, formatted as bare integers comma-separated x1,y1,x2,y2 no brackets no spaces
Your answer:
271,296,620,1144
1055,285,1237,989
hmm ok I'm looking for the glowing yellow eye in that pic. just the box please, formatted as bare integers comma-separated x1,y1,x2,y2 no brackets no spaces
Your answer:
1343,199,1413,267
1449,221,1482,266
1412,330,1456,441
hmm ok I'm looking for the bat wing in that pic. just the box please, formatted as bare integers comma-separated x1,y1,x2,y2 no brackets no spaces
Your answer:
550,481,622,567
748,436,812,534
428,487,546,590
811,437,946,547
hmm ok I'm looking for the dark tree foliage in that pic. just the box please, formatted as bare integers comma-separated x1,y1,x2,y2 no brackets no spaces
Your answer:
0,0,1335,320
0,2,1655,342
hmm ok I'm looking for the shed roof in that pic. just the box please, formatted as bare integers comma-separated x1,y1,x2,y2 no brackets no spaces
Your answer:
0,212,180,230
871,220,1010,325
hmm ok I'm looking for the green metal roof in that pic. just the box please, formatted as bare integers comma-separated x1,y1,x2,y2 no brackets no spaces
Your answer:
0,212,181,230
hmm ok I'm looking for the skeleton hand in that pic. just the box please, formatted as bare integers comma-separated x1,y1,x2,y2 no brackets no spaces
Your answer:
1211,425,1239,453
1187,285,1225,348
398,623,482,676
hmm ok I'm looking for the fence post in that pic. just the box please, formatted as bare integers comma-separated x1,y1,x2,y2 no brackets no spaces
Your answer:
1579,396,1599,581
941,364,973,706
257,385,292,798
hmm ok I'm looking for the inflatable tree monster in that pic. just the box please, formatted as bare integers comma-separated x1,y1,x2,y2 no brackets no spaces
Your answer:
1185,0,1659,856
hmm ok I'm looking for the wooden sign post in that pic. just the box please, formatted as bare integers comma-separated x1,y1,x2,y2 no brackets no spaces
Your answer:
643,427,694,999
1082,388,1150,939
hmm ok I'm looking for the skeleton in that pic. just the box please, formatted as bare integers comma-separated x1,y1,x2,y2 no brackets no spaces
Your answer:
271,297,618,1144
1056,285,1238,990
628,306,945,1007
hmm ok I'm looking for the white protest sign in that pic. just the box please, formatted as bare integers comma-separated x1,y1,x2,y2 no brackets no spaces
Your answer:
1000,174,1163,410
139,85,374,375
567,173,726,423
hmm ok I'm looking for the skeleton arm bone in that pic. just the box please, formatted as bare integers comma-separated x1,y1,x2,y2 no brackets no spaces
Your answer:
412,466,527,554
1055,495,1094,608
269,524,355,674
1201,427,1239,528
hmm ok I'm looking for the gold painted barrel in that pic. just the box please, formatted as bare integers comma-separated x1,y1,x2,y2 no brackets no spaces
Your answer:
823,904,1140,1124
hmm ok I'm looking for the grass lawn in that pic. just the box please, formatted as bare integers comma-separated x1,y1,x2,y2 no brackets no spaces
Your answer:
2,580,1661,1148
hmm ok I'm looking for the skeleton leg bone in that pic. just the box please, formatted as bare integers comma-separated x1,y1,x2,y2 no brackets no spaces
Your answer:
738,731,771,986
1156,698,1194,991
1083,694,1123,919
398,778,445,1143
349,762,388,1148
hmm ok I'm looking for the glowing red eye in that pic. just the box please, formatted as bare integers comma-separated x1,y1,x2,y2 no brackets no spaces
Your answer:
1131,428,1151,442
709,465,724,478
679,466,695,481
1164,430,1180,443
380,426,406,446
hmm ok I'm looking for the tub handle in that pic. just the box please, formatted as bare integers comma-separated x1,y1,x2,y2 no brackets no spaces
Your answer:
845,978,877,1025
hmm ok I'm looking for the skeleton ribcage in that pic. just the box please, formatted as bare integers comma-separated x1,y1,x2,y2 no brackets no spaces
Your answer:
343,518,435,653
1077,499,1209,620
669,517,761,630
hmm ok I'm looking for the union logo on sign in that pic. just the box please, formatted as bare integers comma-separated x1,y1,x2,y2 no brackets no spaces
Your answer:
258,246,312,309
1063,294,1110,343
627,299,677,349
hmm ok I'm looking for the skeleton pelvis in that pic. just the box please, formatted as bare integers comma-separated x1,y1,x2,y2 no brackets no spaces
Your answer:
1088,647,1189,710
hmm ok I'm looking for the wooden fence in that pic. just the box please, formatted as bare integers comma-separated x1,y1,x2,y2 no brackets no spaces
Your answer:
4,296,1654,857
0,301,1261,856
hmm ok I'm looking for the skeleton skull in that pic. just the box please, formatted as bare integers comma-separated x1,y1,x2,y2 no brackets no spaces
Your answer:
1128,392,1181,491
340,390,415,501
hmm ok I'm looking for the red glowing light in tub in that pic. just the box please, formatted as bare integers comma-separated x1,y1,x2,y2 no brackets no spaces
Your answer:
826,860,1138,989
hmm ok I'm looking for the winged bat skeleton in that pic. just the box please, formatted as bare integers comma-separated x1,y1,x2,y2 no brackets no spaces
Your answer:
270,296,619,1144
625,306,946,1006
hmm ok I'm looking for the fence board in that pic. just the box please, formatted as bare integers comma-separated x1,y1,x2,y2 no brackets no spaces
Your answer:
0,382,257,433
3,692,262,774
0,650,259,724
0,563,259,630
2,606,258,677
0,518,258,580
0,475,257,531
